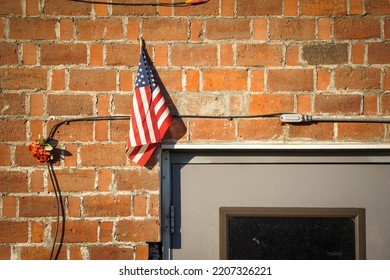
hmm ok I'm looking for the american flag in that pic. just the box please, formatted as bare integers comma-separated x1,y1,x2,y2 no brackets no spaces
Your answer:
126,47,172,166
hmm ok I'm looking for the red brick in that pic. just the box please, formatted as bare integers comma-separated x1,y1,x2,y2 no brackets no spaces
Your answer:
63,145,78,167
318,18,331,40
190,119,236,141
248,94,294,114
0,247,11,260
52,220,99,243
221,0,234,16
70,69,116,91
90,44,103,66
338,123,384,141
203,69,247,91
298,94,312,114
0,222,28,243
31,170,44,193
9,18,56,40
317,69,331,90
0,1,22,15
334,18,380,39
127,19,140,40
81,144,127,166
135,245,149,260
60,19,73,40
155,70,182,92
51,69,65,91
158,0,172,16
0,68,47,90
288,123,334,140
41,44,87,65
45,0,91,15
29,120,44,142
0,43,18,64
315,94,362,115
25,0,39,15
237,44,283,66
251,70,265,92
270,18,315,41
76,19,123,40
69,246,84,260
364,94,378,116
366,0,390,15
15,145,43,167
98,170,112,192
381,94,390,115
67,197,81,218
0,120,26,142
0,144,11,166
111,120,128,142
174,0,218,16
385,70,390,90
300,0,346,16
116,169,159,191
0,19,4,38
285,0,298,16
19,196,57,217
302,44,348,65
48,170,95,192
143,19,188,41
116,219,159,242
0,93,25,116
113,94,132,115
286,45,299,66
268,69,313,91
149,194,159,217
119,70,133,92
189,19,202,42
134,195,147,217
206,19,250,40
2,196,16,217
238,119,283,140
349,0,364,15
253,19,267,40
171,44,217,66
351,43,365,65
47,94,93,116
47,120,93,142
99,221,113,242
177,94,225,116
20,247,51,260
89,246,133,260
94,0,109,16
237,0,282,16
334,67,381,90
186,69,200,92
112,0,156,15
83,195,131,217
31,221,45,243
154,44,168,66
23,43,36,65
368,43,390,64
164,118,187,142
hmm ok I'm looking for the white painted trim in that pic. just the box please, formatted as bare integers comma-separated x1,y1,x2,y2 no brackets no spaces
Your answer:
162,143,390,150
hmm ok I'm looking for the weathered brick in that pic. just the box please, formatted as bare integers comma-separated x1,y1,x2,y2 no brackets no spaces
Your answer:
111,0,156,15
366,0,390,15
0,120,26,142
51,69,66,91
189,119,236,141
20,247,51,260
2,196,16,218
318,18,331,40
0,43,18,65
14,145,42,167
334,67,381,90
338,123,384,141
364,94,378,116
174,0,218,16
134,195,147,217
302,44,348,65
116,219,159,242
178,94,225,116
171,44,217,66
251,70,265,92
111,120,129,142
0,222,28,243
288,123,334,140
298,95,312,114
237,44,283,66
23,43,36,65
143,19,188,41
253,19,267,40
60,19,74,40
317,69,331,90
116,169,159,191
76,19,123,41
351,43,365,65
41,44,87,65
9,18,56,40
0,93,25,116
48,170,95,192
238,119,283,140
89,246,133,260
99,221,113,242
286,45,299,66
314,94,362,115
300,0,346,16
113,94,132,115
81,144,127,166
268,69,313,91
186,69,200,92
368,43,390,64
0,144,11,166
0,246,11,260
270,18,315,41
381,94,390,115
237,0,282,16
203,69,247,91
45,0,91,16
83,195,131,217
334,18,380,39
19,196,58,217
52,220,99,243
47,94,93,116
0,1,22,15
248,94,294,114
205,19,250,40
0,68,47,90
31,221,45,243
135,245,149,260
69,69,116,91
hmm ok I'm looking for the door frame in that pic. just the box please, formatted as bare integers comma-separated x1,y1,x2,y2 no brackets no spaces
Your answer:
160,144,390,260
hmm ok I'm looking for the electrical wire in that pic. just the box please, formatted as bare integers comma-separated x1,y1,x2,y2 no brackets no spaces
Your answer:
68,0,210,7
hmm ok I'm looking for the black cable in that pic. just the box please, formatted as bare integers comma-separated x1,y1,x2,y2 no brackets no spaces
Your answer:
68,0,210,7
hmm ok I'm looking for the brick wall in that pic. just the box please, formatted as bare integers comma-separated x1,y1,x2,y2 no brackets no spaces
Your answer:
1,0,390,260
